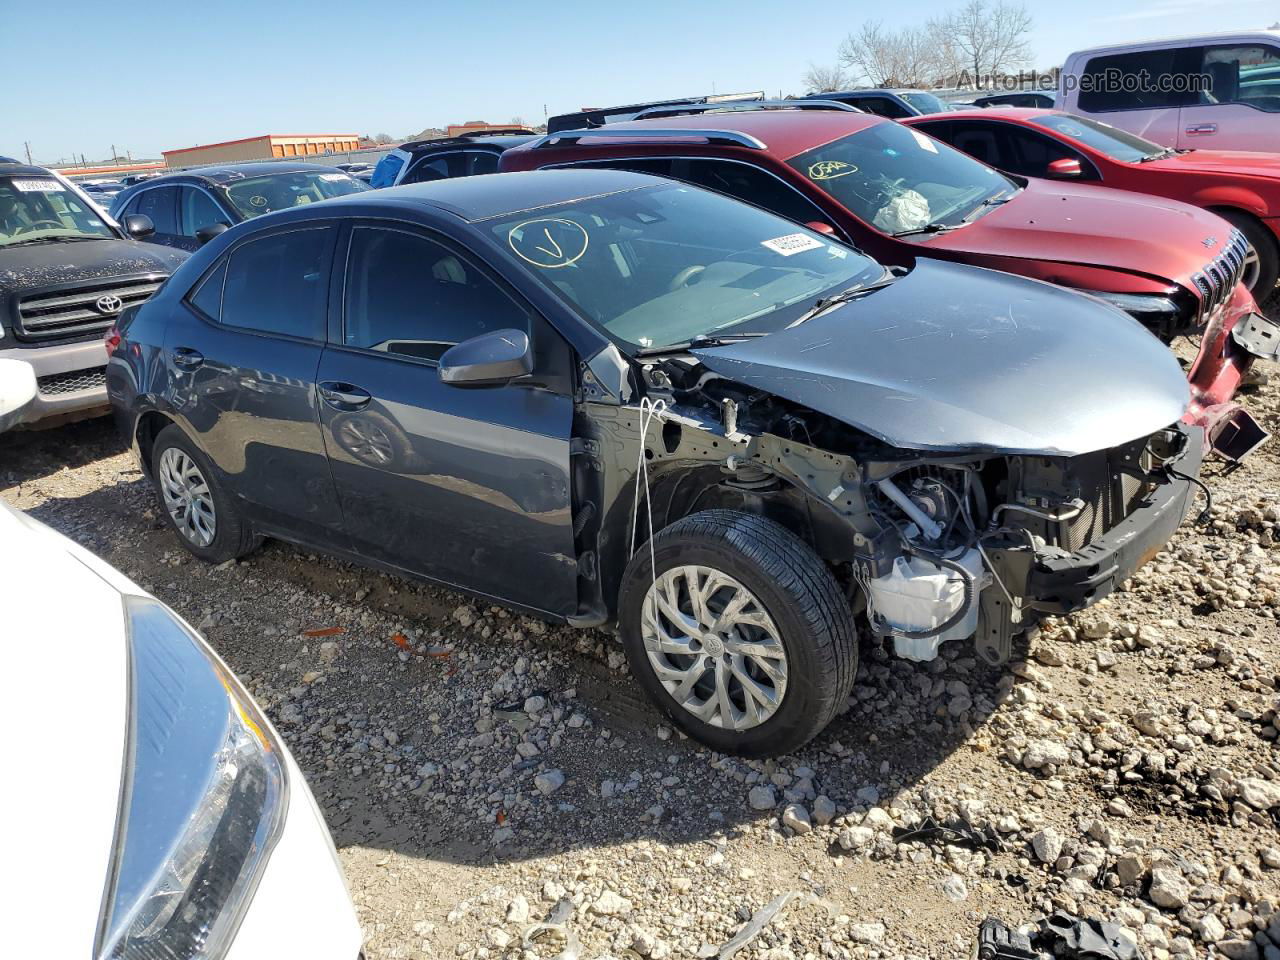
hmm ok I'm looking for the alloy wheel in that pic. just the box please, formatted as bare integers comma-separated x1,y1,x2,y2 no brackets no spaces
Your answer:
1242,243,1262,293
640,565,788,730
158,447,216,547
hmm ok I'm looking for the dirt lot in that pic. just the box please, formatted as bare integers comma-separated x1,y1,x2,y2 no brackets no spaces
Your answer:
3,356,1279,959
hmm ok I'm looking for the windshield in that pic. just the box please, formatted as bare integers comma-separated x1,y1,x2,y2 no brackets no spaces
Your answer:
899,91,948,115
788,122,1013,234
1030,113,1163,163
487,183,882,349
223,170,369,219
0,176,115,246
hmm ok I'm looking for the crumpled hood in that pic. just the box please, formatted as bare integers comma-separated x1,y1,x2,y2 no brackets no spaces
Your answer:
0,237,186,295
926,178,1230,286
1,499,132,955
693,260,1189,456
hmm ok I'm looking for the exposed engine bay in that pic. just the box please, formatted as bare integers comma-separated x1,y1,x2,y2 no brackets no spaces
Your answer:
590,351,1202,666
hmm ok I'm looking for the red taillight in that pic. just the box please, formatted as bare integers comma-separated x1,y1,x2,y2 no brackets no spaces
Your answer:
104,325,121,357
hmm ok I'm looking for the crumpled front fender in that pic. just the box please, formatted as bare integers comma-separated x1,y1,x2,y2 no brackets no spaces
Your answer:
1183,282,1272,461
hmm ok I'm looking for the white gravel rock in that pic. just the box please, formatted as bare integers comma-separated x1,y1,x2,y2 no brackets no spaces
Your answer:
534,769,565,795
1149,861,1192,909
747,785,777,810
1031,826,1064,864
781,803,812,834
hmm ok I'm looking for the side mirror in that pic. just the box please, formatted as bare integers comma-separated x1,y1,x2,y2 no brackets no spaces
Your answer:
438,329,533,387
0,359,38,433
195,223,229,246
805,221,837,236
1046,157,1083,179
121,214,155,239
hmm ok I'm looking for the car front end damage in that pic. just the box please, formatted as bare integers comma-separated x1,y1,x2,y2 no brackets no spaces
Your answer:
610,371,1205,670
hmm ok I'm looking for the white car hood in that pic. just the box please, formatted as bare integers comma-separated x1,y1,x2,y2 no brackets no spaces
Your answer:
0,500,134,956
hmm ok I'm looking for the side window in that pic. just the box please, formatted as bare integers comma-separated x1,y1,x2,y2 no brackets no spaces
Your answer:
1002,128,1092,178
465,152,500,176
1196,45,1280,113
220,227,332,338
180,188,226,236
342,227,528,363
577,157,676,177
134,187,179,234
187,260,228,320
858,97,910,118
401,155,452,185
679,159,830,227
1078,49,1188,111
943,121,1011,169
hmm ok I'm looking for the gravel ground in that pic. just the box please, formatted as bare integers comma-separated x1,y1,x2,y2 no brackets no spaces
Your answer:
3,346,1279,959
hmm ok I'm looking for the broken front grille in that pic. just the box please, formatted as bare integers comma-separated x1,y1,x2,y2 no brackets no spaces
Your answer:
14,275,164,343
36,366,107,396
1192,230,1249,324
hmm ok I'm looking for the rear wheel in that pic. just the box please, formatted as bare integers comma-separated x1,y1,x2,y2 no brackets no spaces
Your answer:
618,510,857,757
151,424,258,564
1217,209,1278,299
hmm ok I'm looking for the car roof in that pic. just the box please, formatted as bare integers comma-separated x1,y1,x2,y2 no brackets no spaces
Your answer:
908,106,1058,122
1067,29,1280,57
142,161,344,185
0,161,57,178
317,168,670,223
812,88,926,98
402,134,539,154
567,111,883,159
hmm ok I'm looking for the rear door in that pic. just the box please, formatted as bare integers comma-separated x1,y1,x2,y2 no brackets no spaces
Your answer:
1177,42,1280,151
165,222,345,545
315,221,579,615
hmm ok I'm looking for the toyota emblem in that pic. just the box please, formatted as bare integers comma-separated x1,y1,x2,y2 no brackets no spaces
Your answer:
95,294,124,315
1202,236,1217,249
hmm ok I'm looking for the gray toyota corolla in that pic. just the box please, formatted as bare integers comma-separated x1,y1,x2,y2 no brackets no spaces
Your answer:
108,169,1201,757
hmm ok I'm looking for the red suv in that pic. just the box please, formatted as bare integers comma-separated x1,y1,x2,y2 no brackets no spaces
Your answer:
500,110,1277,460
902,108,1280,297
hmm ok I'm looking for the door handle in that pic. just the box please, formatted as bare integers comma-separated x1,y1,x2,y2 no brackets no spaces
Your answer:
318,381,372,409
1185,123,1217,135
172,347,204,369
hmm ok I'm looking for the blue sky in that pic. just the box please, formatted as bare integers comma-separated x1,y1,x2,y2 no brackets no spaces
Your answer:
1,0,1273,164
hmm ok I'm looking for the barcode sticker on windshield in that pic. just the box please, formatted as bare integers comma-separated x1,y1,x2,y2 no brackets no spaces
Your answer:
761,233,824,256
13,179,64,192
319,173,347,181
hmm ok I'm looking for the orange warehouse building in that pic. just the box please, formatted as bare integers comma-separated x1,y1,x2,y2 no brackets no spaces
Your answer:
162,134,361,168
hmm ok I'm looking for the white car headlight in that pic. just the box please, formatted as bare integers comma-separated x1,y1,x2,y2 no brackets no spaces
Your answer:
96,597,288,959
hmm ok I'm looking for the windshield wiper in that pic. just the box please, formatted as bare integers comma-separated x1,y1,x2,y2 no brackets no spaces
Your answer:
788,272,901,327
1138,147,1178,162
4,235,104,247
891,221,963,239
634,332,769,357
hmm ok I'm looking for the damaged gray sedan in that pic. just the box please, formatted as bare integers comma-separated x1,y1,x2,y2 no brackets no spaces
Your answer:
109,169,1203,757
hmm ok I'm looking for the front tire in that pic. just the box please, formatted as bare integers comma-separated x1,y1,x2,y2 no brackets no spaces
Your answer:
151,424,258,564
618,510,857,757
1217,209,1278,299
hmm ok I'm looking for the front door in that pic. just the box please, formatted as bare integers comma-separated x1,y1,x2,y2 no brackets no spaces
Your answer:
165,222,345,544
1177,43,1280,151
315,222,579,615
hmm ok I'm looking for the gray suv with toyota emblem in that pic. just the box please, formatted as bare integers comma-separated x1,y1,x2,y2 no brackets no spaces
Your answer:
0,160,187,427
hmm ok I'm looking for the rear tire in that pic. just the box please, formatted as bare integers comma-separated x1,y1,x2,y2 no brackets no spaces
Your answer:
151,424,258,564
618,510,857,758
1217,209,1278,299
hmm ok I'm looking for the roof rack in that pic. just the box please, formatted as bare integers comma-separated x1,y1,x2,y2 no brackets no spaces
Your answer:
633,99,861,120
547,92,765,134
530,128,767,150
398,130,538,152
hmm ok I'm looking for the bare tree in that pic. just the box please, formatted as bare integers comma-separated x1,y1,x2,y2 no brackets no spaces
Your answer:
373,133,394,144
509,116,527,127
803,62,849,93
838,21,937,87
945,0,1033,89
